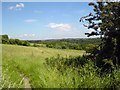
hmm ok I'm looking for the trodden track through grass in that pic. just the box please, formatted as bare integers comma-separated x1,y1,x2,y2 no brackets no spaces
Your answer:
2,44,85,88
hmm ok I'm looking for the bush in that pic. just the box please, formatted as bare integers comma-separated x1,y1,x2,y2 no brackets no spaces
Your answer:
45,55,89,71
22,41,30,46
9,39,16,44
1,34,30,46
2,35,9,44
33,43,39,47
14,39,23,45
44,55,120,88
85,44,96,53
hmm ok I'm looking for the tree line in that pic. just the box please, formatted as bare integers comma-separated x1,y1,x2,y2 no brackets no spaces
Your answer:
1,34,30,46
1,34,101,52
28,38,101,51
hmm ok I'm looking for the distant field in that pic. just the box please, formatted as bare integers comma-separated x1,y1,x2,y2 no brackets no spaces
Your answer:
2,44,85,88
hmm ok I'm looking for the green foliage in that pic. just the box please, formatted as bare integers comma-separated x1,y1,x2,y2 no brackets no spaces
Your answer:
80,2,120,70
85,44,97,53
2,2,120,88
28,38,101,50
2,44,84,88
33,43,40,47
22,41,30,46
45,55,120,88
1,34,30,46
1,35,9,44
45,54,88,70
14,39,23,45
2,34,9,40
2,44,120,88
9,39,16,44
1,34,101,50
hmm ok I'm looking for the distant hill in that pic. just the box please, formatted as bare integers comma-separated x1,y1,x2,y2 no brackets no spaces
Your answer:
1,34,101,50
27,38,101,44
27,38,101,50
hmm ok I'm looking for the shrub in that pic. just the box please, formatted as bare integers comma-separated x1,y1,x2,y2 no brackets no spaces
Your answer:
45,55,89,72
33,43,39,47
2,35,9,44
44,55,120,88
22,41,30,46
9,39,16,44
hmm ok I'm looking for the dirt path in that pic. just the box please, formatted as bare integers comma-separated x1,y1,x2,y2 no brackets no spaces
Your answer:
20,74,32,89
23,76,31,88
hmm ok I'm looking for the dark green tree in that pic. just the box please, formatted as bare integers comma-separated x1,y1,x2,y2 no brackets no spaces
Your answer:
9,39,16,44
80,2,120,70
22,41,30,46
14,39,22,45
2,35,9,44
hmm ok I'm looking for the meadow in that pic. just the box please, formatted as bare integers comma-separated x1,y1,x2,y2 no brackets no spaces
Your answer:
1,2,120,89
1,44,85,88
1,44,120,88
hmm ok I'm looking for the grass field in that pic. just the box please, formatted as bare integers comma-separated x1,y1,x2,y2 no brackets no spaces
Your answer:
2,44,120,88
2,44,85,88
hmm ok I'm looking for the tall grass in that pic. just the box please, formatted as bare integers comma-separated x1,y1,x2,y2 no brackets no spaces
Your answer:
43,55,120,88
2,45,85,88
0,67,24,88
2,45,120,88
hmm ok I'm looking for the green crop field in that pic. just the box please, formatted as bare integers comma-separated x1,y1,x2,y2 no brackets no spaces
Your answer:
1,44,85,88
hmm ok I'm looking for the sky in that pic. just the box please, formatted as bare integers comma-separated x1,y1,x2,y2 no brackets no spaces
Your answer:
2,2,96,40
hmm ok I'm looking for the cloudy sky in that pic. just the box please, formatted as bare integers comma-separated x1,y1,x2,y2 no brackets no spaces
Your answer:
2,2,95,40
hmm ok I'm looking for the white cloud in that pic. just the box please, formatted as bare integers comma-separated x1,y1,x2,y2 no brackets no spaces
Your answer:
23,34,28,37
16,3,24,8
8,6,14,10
9,34,38,40
24,19,38,23
8,3,24,11
23,34,36,37
47,23,72,31
31,34,35,37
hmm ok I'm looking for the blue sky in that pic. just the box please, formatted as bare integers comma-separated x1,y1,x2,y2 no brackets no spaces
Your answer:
2,2,95,40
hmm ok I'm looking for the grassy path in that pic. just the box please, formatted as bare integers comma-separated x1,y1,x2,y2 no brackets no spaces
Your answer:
24,76,31,88
20,73,31,88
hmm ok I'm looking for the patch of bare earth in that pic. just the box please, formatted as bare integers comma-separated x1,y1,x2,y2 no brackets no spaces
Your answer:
20,74,32,89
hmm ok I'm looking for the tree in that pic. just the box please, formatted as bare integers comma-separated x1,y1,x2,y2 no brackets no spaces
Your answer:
22,41,30,46
80,2,120,70
14,39,22,45
2,35,9,44
9,39,16,44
